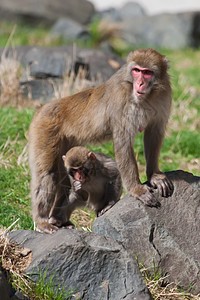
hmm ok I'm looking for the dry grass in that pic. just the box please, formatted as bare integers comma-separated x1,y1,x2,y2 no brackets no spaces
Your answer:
71,208,94,231
90,18,122,48
168,92,200,133
0,224,32,297
53,66,97,100
146,278,199,299
97,19,122,43
0,26,24,107
0,137,14,169
0,128,29,170
0,130,27,168
0,55,22,106
0,51,41,109
140,266,200,300
0,226,32,273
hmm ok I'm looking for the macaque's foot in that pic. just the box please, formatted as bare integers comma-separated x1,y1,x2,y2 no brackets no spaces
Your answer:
60,220,75,229
36,222,59,234
97,201,116,217
130,184,160,207
49,216,75,229
150,173,174,197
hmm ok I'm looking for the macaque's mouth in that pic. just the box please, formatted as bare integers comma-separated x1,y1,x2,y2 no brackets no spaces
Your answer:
136,91,145,97
74,176,86,183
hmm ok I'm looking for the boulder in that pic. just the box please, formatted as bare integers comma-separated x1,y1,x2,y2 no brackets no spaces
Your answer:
93,170,200,294
121,11,200,49
120,2,146,19
96,8,122,23
97,2,146,23
50,18,90,41
9,229,152,300
0,0,95,25
21,79,61,103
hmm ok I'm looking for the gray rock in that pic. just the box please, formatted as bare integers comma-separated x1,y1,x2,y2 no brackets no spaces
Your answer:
93,170,200,294
0,259,29,299
21,46,72,78
50,18,90,41
9,229,152,300
121,12,200,49
21,79,61,102
12,290,29,299
120,2,146,19
0,0,95,25
0,266,10,300
76,48,124,80
192,13,200,47
97,8,122,22
97,2,145,23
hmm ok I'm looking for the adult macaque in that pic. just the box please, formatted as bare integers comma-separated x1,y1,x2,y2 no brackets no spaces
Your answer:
29,48,173,233
51,146,122,229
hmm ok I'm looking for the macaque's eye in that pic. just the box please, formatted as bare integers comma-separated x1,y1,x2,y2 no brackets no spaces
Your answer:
69,168,76,177
143,70,154,78
132,68,140,74
83,167,89,177
132,68,153,79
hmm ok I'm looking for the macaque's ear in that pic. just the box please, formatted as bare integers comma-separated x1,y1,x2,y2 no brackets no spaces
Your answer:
62,155,66,161
88,152,96,161
164,57,170,69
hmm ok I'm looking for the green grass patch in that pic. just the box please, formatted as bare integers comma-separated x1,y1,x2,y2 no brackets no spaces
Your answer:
0,106,34,229
0,21,65,47
25,269,76,300
164,130,200,158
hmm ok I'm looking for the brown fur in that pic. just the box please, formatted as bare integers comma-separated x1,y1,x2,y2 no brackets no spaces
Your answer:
29,48,173,233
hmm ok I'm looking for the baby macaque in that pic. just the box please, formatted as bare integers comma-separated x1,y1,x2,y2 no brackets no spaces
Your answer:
57,146,123,228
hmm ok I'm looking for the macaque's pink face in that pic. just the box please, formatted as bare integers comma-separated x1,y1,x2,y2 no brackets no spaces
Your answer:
132,67,154,99
70,167,86,183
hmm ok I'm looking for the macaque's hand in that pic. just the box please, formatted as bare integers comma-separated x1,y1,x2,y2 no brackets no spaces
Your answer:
97,201,115,217
73,180,82,191
150,173,174,197
130,184,160,207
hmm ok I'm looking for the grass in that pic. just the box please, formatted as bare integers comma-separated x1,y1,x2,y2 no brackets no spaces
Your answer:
0,107,34,229
0,21,199,299
28,268,75,300
140,263,200,299
0,21,63,47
